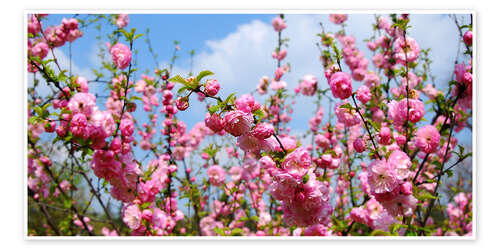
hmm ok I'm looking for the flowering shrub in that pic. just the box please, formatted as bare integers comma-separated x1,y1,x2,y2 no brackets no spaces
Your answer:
27,13,473,237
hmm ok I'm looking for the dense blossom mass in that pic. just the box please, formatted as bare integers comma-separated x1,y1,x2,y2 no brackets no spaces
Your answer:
27,13,473,237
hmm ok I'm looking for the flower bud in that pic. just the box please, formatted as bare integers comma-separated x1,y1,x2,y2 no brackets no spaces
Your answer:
463,31,473,46
204,79,220,96
175,97,189,111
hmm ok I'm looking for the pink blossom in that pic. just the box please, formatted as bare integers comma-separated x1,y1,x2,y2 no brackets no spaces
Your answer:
62,18,79,30
119,118,134,137
387,150,411,180
454,63,467,83
463,31,473,46
270,80,287,90
207,165,226,186
70,113,89,138
356,85,372,104
314,134,330,149
394,36,420,64
101,227,118,236
257,76,269,94
44,25,66,47
110,43,132,69
350,207,368,224
204,79,220,96
68,93,96,117
388,98,425,128
299,74,318,96
223,110,254,137
364,71,381,88
422,84,438,99
282,147,311,178
75,76,89,93
272,49,287,61
116,14,129,28
27,14,42,35
382,194,417,217
304,224,331,236
123,204,142,230
353,138,366,153
204,113,224,133
271,17,287,32
367,41,378,51
259,156,276,170
335,102,361,127
378,126,392,145
329,14,348,24
250,122,274,139
352,68,366,81
329,72,353,99
400,181,413,195
30,42,49,59
66,29,83,42
237,133,272,153
235,94,259,114
281,174,333,227
367,160,399,194
415,125,440,153
175,97,189,111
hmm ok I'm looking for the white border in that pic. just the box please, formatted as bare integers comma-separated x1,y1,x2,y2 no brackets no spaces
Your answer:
23,9,476,241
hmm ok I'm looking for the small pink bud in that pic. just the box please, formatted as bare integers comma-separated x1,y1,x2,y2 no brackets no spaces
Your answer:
463,31,473,46
204,79,220,97
175,97,189,111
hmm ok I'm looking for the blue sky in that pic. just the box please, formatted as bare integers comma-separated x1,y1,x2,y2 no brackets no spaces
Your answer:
38,14,471,134
31,13,473,215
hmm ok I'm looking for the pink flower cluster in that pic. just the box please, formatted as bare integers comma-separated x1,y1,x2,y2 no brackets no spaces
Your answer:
43,17,82,48
387,98,425,130
267,147,333,227
271,16,287,32
358,150,418,219
329,14,348,24
115,14,129,28
393,36,420,65
444,192,472,236
110,43,132,69
296,74,318,96
335,101,361,127
135,74,159,112
329,72,353,99
339,35,369,81
27,15,82,72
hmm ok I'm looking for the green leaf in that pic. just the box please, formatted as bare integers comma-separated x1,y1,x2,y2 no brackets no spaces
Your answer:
63,199,72,209
253,107,264,115
208,104,220,114
168,75,197,88
230,228,243,236
302,174,309,184
224,93,236,105
417,192,438,201
28,116,39,124
140,202,151,210
213,227,225,236
340,103,354,110
446,169,454,178
129,96,142,101
196,70,214,83
133,34,144,40
177,86,190,94
34,107,43,117
370,229,391,236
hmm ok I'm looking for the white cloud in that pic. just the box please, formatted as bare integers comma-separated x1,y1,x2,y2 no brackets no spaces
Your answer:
171,14,466,132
